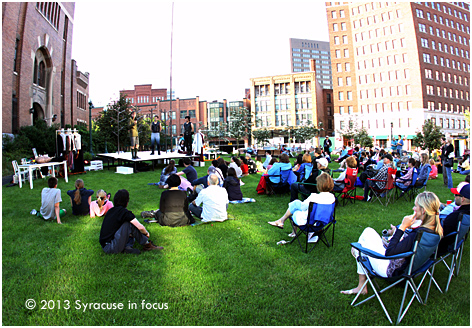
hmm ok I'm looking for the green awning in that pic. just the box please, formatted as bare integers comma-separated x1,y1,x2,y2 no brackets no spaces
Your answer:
406,135,416,139
375,135,388,139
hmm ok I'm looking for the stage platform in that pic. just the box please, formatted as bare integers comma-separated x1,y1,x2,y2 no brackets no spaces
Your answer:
96,151,201,172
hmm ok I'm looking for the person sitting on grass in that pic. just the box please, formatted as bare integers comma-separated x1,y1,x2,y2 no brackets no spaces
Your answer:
255,155,265,173
340,191,443,295
246,153,257,174
229,156,243,178
90,189,114,218
176,157,198,185
223,167,243,201
239,155,249,177
67,179,94,215
30,176,66,224
158,160,177,188
216,157,228,179
265,157,278,173
141,174,195,227
191,165,224,189
189,174,229,223
99,189,163,254
262,150,272,169
268,172,335,242
429,159,438,180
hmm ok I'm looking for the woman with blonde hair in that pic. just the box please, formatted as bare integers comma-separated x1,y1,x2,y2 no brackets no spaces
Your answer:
67,179,94,216
429,159,438,179
268,172,335,241
90,189,114,218
294,153,314,182
341,191,443,295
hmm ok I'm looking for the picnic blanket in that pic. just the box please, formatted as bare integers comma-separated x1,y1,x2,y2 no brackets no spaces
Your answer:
229,198,256,204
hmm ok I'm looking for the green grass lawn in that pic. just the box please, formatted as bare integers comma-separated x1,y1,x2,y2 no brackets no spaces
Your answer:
2,157,469,325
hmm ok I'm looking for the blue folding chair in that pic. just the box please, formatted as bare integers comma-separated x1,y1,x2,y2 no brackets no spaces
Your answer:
427,213,470,299
266,168,292,196
349,230,441,324
412,165,432,197
395,168,418,202
289,202,336,253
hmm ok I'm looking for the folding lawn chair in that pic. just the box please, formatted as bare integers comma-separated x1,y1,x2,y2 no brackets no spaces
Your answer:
395,168,418,202
350,230,441,324
266,168,292,196
289,202,336,253
412,166,432,197
427,213,470,299
333,167,358,206
367,168,397,206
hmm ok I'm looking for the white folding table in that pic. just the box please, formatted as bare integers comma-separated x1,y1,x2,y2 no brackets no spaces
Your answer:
17,161,68,189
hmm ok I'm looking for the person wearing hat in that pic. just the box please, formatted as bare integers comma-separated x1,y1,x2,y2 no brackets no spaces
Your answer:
289,157,330,202
141,174,195,227
438,182,470,253
183,115,193,155
363,154,393,201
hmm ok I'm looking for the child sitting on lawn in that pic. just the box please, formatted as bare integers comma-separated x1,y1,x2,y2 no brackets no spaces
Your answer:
67,179,94,215
30,177,66,224
90,189,114,218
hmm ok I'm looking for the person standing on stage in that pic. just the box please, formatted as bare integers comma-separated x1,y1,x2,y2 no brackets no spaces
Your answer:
183,115,193,155
150,115,161,156
130,111,140,159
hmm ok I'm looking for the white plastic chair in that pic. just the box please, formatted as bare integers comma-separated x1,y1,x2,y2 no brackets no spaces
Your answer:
12,160,28,183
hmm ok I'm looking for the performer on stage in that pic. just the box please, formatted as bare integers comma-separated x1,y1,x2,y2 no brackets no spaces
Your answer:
130,111,140,159
183,116,193,155
150,115,161,155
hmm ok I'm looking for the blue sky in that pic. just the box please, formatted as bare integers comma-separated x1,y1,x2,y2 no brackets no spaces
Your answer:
72,1,329,107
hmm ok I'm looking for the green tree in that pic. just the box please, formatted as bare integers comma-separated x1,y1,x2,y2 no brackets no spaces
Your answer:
227,107,252,148
252,128,271,146
464,109,470,135
353,128,373,148
95,95,133,153
291,121,322,148
412,119,443,155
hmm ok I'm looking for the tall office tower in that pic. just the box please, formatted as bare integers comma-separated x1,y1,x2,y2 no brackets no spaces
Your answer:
290,38,333,89
326,2,470,151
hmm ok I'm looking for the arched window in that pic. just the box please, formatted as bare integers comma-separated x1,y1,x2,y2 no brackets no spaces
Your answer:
33,57,38,84
38,61,46,87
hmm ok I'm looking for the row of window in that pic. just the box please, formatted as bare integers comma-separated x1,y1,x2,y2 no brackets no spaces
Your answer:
426,85,469,100
421,38,469,57
179,110,196,119
358,70,411,85
417,8,469,29
423,53,470,72
355,39,406,56
426,102,469,114
356,53,409,71
354,23,404,42
293,53,330,60
353,9,402,29
36,2,61,30
418,23,470,42
429,117,468,130
418,2,469,19
292,48,329,55
293,58,331,67
425,69,469,86
255,81,312,97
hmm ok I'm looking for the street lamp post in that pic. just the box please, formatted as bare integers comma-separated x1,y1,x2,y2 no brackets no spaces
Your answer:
390,122,393,148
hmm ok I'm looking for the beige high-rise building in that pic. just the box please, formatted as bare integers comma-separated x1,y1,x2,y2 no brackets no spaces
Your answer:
250,60,334,146
326,2,470,152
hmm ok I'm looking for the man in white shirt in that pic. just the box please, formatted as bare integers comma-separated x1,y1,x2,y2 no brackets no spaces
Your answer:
262,150,272,169
189,174,229,222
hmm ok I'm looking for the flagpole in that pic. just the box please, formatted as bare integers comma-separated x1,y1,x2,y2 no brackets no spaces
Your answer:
169,2,174,151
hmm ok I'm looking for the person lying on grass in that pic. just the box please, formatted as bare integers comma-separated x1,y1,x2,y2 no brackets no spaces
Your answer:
141,174,195,227
99,189,163,255
30,176,66,224
340,191,443,295
90,189,113,218
67,179,94,215
268,172,335,242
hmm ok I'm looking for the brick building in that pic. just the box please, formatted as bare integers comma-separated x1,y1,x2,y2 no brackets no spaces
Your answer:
326,2,470,151
2,2,89,134
120,85,207,141
250,59,334,146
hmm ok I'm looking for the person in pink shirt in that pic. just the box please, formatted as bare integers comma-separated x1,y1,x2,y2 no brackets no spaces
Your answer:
90,189,114,218
429,159,438,179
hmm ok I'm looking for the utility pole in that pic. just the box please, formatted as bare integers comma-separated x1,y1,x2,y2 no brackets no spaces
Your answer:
169,1,174,151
